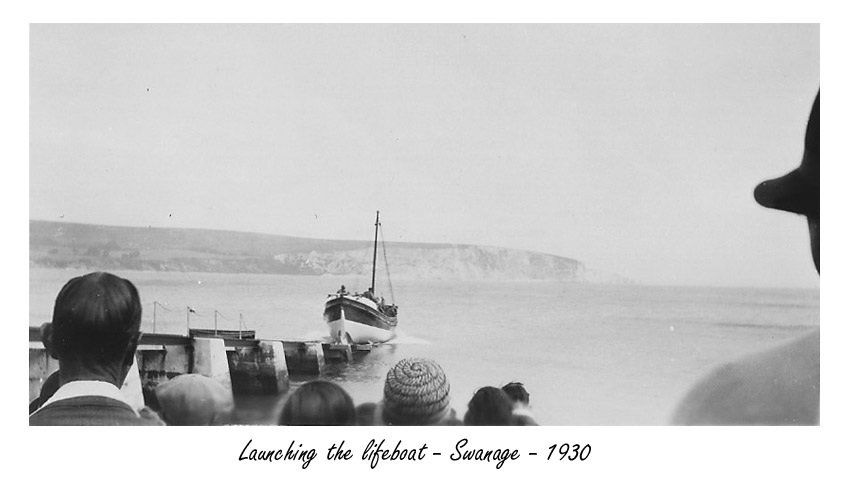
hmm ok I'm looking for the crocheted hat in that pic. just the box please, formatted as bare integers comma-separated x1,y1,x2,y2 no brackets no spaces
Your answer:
382,358,451,425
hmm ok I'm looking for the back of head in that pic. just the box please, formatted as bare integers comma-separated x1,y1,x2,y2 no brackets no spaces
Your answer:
354,402,378,426
279,380,356,426
50,272,142,365
464,386,514,426
501,381,530,405
382,358,451,425
155,374,234,426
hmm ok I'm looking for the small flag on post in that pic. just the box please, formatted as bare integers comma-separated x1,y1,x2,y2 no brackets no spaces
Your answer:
186,306,197,335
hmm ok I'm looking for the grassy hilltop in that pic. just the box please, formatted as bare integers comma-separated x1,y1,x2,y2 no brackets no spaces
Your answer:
30,220,594,281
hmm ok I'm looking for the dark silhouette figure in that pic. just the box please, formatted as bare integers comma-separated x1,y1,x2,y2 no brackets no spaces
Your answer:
672,91,820,425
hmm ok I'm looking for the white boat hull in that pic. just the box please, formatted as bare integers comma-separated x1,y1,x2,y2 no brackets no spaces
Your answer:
324,294,397,344
326,316,395,344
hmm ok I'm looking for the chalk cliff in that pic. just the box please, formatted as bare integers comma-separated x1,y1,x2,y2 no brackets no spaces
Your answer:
30,220,624,282
274,246,583,281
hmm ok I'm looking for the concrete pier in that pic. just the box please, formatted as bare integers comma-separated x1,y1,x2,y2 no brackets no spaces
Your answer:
282,341,326,375
29,326,375,406
122,357,145,411
258,341,289,393
29,326,145,409
323,343,374,362
29,338,60,402
223,339,289,394
135,333,194,405
323,343,353,362
192,336,232,392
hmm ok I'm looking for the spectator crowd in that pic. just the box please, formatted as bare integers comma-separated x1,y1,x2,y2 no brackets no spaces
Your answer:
29,271,539,426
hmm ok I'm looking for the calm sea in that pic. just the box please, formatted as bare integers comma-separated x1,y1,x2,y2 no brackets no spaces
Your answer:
29,268,819,425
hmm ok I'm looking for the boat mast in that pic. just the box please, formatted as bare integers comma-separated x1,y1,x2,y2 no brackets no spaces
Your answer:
371,211,380,293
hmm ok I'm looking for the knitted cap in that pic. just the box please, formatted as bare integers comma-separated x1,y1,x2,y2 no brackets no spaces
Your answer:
382,358,451,425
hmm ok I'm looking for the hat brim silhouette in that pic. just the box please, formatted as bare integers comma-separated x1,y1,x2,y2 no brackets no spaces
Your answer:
754,167,818,217
753,91,819,218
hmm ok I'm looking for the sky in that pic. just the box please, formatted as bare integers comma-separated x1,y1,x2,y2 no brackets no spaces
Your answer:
29,24,820,288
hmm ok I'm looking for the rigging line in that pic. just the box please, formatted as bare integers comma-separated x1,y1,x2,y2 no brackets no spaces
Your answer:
379,224,396,304
153,301,173,312
215,310,228,320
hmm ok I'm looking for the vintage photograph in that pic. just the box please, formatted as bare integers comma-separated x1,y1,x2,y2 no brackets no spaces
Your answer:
29,24,819,426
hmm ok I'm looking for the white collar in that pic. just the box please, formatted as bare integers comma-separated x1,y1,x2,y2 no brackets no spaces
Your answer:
33,380,139,417
512,406,535,417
